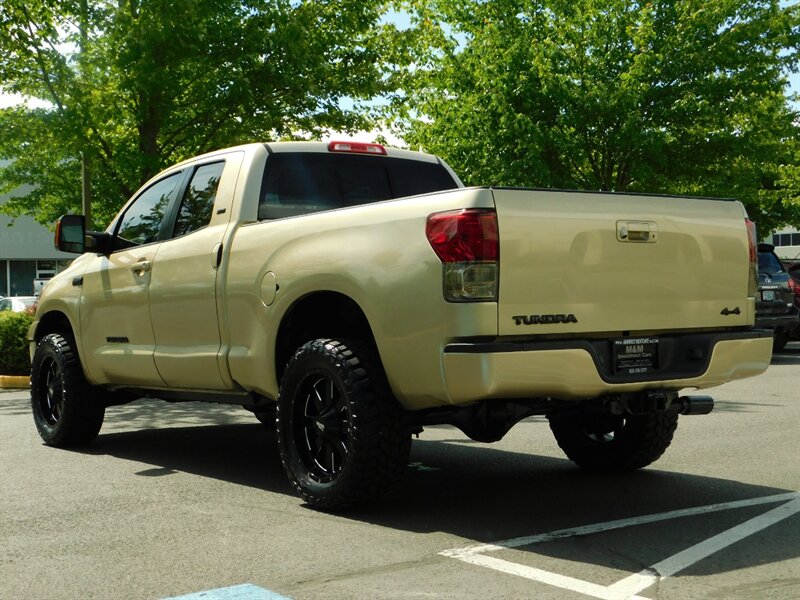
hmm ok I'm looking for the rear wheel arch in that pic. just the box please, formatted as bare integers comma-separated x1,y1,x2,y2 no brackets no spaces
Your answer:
275,291,380,381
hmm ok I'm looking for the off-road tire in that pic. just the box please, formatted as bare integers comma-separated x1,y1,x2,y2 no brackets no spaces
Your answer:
548,411,678,472
31,333,105,447
276,339,411,509
253,405,277,427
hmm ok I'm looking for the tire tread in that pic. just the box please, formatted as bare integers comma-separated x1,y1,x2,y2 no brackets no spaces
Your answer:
31,333,104,447
277,338,410,509
549,411,678,472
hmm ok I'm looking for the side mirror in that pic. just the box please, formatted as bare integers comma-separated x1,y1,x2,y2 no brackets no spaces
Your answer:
54,215,86,254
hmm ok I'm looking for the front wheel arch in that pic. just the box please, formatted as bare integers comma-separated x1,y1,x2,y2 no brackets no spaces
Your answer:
32,310,75,345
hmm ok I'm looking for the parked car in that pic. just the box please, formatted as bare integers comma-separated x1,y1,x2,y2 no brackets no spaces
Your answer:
786,263,800,343
755,244,799,351
0,296,38,313
28,141,773,509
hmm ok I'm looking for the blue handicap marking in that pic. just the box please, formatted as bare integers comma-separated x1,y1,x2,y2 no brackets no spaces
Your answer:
163,583,292,600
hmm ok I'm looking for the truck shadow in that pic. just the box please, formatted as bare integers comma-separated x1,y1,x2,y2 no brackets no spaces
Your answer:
74,398,800,581
771,341,800,365
770,353,800,366
369,441,799,579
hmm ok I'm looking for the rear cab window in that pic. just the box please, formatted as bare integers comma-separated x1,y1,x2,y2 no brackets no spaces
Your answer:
258,153,459,220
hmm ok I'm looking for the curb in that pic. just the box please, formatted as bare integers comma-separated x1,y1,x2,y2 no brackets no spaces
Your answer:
0,376,29,389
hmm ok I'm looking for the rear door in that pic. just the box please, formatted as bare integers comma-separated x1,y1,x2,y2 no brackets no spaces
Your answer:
147,153,243,390
493,189,753,336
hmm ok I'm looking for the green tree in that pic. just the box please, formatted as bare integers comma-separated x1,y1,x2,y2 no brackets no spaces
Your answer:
0,0,397,228
0,311,34,375
392,0,800,234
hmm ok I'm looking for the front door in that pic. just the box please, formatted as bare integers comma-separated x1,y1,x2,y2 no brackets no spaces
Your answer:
79,172,184,386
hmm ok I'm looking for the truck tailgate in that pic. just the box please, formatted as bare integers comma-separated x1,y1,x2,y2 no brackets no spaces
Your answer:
494,189,752,336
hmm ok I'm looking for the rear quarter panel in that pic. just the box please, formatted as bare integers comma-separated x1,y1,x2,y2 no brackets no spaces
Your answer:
224,188,498,408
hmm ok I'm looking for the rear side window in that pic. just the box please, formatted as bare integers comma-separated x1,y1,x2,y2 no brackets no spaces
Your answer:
173,161,225,237
258,153,458,220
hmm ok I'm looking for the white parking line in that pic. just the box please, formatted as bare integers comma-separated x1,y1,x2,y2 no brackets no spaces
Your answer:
163,583,291,600
441,492,800,600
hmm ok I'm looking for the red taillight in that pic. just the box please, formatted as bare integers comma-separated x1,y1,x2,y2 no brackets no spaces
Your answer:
746,219,758,297
745,219,757,263
327,141,387,155
426,209,499,302
426,209,498,262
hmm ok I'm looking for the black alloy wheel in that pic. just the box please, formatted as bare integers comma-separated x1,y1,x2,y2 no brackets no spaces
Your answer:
294,373,351,483
276,338,411,509
30,333,105,447
37,354,65,426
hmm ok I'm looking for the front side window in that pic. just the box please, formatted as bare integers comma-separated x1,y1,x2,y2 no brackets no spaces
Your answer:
173,162,224,238
116,173,182,246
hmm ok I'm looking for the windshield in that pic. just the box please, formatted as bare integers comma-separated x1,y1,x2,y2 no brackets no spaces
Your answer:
757,251,785,277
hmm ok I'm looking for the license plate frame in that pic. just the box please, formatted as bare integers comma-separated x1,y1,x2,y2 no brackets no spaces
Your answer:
613,337,659,376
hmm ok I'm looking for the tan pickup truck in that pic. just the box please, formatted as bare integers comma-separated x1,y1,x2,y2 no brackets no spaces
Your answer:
29,141,773,508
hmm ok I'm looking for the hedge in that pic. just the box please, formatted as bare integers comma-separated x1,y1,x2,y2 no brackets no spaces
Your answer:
0,311,34,375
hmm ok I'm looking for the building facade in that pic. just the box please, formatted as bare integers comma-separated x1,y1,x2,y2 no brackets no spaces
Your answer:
769,226,800,263
0,182,74,296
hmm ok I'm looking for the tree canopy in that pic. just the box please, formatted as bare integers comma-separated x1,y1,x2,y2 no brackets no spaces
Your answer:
392,0,800,234
2,0,799,235
0,0,398,227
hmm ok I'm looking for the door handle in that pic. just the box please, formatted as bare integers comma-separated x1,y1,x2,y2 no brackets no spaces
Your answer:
211,243,223,269
130,260,152,275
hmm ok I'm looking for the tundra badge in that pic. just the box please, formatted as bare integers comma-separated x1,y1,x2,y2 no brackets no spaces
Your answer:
513,314,578,325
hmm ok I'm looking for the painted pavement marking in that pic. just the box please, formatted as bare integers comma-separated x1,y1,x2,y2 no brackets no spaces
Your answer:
163,583,291,600
441,492,800,600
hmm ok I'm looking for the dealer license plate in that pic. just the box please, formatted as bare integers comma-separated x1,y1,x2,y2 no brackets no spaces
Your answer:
613,337,659,376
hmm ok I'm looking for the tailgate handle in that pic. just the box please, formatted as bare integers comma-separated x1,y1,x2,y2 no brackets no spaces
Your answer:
617,221,657,243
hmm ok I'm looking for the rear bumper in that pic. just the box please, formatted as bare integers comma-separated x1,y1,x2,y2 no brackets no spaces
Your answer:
442,330,773,404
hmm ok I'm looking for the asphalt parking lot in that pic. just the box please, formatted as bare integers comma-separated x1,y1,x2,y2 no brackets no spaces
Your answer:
1,344,798,600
